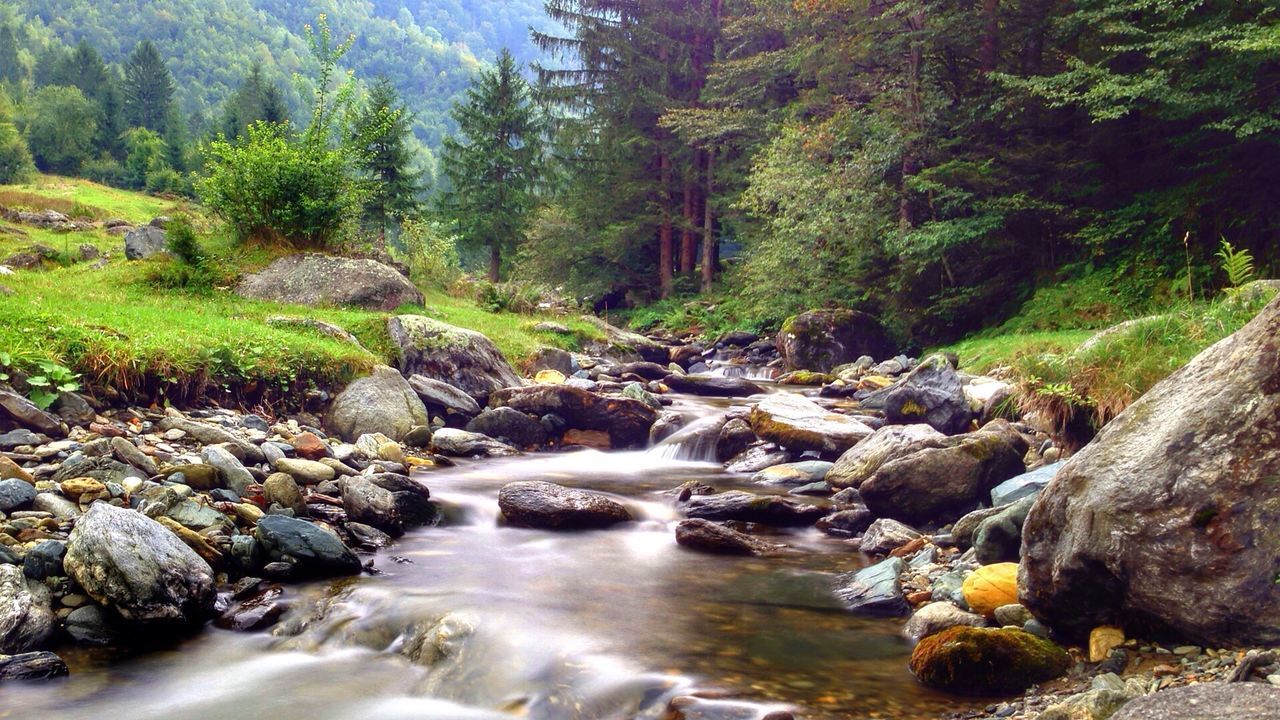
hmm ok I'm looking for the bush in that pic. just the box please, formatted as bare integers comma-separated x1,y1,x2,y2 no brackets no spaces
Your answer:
0,123,35,185
398,217,459,288
197,122,356,248
80,156,128,188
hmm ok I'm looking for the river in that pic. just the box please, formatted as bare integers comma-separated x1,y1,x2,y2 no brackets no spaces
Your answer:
6,390,971,719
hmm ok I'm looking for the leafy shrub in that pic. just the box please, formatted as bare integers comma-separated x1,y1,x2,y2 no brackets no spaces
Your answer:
197,122,356,248
0,113,35,184
398,217,460,288
0,352,80,410
80,156,129,187
165,216,205,267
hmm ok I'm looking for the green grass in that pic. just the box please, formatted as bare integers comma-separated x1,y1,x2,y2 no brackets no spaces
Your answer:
935,329,1095,374
0,175,179,223
0,176,604,407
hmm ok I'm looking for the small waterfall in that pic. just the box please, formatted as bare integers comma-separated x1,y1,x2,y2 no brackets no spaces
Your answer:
647,416,726,462
705,363,778,381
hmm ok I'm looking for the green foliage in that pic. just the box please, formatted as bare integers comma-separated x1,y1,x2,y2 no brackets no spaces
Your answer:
122,127,170,190
1216,239,1256,291
0,352,80,410
198,122,354,248
352,78,422,235
0,90,36,184
22,85,98,173
121,40,175,134
439,49,543,282
398,217,459,289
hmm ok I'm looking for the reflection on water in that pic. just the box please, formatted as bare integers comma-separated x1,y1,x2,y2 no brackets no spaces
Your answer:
6,393,974,720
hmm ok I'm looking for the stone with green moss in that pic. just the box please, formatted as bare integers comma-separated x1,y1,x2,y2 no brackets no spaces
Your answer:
909,626,1070,696
388,315,522,402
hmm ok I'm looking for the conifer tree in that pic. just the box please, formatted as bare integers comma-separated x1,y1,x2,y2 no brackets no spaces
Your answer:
439,50,543,282
122,40,175,133
352,77,421,240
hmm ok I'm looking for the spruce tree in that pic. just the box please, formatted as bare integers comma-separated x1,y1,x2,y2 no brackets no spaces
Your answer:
439,50,543,282
122,40,175,133
0,25,21,84
352,77,421,240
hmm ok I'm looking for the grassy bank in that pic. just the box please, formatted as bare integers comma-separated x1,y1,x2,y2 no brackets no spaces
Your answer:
0,176,601,407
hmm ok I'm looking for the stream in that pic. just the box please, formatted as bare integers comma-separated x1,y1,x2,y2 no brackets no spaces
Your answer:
6,389,971,719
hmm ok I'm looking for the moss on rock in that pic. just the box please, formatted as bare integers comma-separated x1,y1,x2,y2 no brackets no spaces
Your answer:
909,626,1070,696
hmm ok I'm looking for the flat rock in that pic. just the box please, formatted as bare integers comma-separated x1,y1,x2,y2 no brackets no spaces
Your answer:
236,253,423,310
990,461,1063,506
826,424,943,489
662,374,765,398
431,428,519,457
684,490,827,527
498,480,631,530
674,518,782,556
254,515,361,578
0,651,68,680
407,374,482,417
1112,683,1280,720
751,460,833,485
836,557,909,616
748,393,873,455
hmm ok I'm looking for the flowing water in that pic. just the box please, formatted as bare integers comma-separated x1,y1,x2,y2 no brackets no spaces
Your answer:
7,390,973,720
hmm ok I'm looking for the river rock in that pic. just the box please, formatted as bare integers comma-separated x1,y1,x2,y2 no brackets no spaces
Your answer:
388,315,521,402
0,651,68,680
32,493,79,520
816,506,874,537
63,503,216,624
0,389,65,438
1111,683,1280,720
340,474,404,537
498,480,632,529
236,253,423,310
990,461,1063,506
662,374,765,398
826,424,943,489
776,309,895,373
163,463,221,491
65,605,119,644
836,557,909,616
263,473,307,515
751,460,833,485
581,316,669,364
327,365,430,443
274,457,335,485
110,436,158,476
909,626,1070,695
684,491,827,527
254,515,361,577
528,347,576,377
675,518,781,556
715,418,756,462
407,374,482,418
973,495,1037,565
366,473,435,526
0,479,35,511
200,445,255,495
22,540,66,580
858,518,922,555
0,564,54,653
465,407,547,448
877,354,973,434
431,428,518,457
123,225,167,260
490,385,658,449
904,601,988,642
1020,296,1280,646
748,393,873,455
611,361,671,381
858,425,1027,524
156,417,262,462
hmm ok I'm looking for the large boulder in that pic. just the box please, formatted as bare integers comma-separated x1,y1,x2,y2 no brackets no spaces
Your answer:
674,519,782,556
235,253,423,311
684,490,828,527
407,374,482,418
123,225,167,260
1020,296,1280,646
776,309,894,372
858,424,1028,525
1112,683,1280,720
489,384,658,449
388,315,521,402
662,374,764,398
909,626,1070,696
63,503,216,624
0,564,55,653
465,407,547,448
748,393,874,455
581,316,668,364
498,481,632,529
877,354,974,434
826,424,944,489
326,365,430,442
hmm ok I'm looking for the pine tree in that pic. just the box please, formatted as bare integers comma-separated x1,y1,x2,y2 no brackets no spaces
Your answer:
221,62,290,139
122,40,175,133
51,41,124,159
352,77,421,240
439,49,543,282
0,24,21,84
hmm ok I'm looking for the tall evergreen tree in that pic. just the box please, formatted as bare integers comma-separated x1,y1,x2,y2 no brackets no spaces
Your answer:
51,41,125,158
352,77,421,240
0,24,21,84
221,62,290,139
439,49,543,282
122,40,175,133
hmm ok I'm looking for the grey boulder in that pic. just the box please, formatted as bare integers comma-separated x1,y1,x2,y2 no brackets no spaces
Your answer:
327,365,430,443
254,515,361,577
388,315,521,402
835,557,909,616
123,225,167,260
0,564,55,653
236,253,423,311
498,480,631,530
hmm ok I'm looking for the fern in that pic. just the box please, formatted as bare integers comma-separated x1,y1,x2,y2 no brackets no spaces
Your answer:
1216,239,1256,291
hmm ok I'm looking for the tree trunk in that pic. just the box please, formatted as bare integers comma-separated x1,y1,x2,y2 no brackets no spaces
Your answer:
659,153,674,299
680,174,696,275
489,244,501,283
980,0,999,73
900,9,926,229
701,149,716,292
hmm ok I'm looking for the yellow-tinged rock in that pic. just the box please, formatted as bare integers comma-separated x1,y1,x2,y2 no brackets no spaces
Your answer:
0,456,33,483
1089,625,1125,662
534,369,566,385
60,476,107,498
857,375,894,391
232,503,264,525
403,456,436,469
377,441,405,464
962,562,1020,616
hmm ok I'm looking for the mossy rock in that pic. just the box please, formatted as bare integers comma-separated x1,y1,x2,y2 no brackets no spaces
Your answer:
776,370,835,386
909,626,1070,696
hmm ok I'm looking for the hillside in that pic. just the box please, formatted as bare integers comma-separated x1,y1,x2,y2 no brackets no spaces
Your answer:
1,0,555,147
